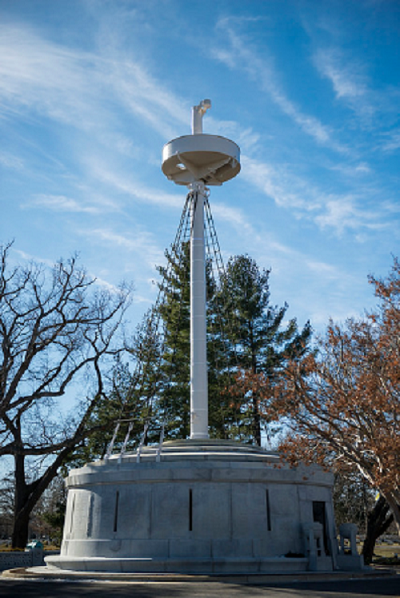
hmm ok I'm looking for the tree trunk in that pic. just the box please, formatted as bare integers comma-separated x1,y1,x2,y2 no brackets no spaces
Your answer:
12,453,30,549
252,393,261,447
383,492,400,536
10,443,77,548
11,510,30,549
362,496,393,564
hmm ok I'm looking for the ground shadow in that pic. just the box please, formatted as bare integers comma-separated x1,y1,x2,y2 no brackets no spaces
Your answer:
0,577,400,598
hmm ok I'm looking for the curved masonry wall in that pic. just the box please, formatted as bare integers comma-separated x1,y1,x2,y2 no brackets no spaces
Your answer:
46,440,338,573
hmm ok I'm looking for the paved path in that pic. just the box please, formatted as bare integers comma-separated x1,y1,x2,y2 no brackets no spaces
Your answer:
1,577,400,598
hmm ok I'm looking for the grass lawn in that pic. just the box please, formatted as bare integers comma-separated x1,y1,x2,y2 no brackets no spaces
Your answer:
370,543,400,566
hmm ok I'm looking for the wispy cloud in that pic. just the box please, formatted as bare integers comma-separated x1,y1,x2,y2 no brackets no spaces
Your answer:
106,60,188,140
207,117,261,155
90,275,122,294
0,151,24,170
13,248,55,268
330,162,371,177
313,48,375,120
241,155,320,212
213,18,344,151
79,227,164,269
0,25,102,127
381,128,400,153
211,202,254,233
13,246,123,294
249,233,366,327
241,155,390,236
91,162,257,235
23,194,103,214
90,165,183,209
0,23,188,141
314,195,387,234
315,48,368,100
306,259,347,279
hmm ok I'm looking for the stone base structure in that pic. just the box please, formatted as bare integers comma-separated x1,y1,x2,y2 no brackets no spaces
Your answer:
45,440,358,574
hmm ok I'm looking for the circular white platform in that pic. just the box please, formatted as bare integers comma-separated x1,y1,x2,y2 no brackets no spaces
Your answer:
162,134,240,186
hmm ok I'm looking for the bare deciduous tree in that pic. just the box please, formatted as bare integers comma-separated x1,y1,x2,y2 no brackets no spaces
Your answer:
0,242,130,548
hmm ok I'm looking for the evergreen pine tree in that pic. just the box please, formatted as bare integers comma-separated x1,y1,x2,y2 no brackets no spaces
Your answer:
218,255,312,445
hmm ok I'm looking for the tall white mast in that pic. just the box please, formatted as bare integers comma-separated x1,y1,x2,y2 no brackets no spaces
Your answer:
189,101,210,438
189,181,208,438
162,100,240,440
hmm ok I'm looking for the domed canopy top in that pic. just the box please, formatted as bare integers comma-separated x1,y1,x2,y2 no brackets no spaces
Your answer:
162,134,240,186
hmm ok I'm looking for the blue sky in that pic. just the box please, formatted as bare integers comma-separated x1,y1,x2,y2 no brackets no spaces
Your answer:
1,0,399,336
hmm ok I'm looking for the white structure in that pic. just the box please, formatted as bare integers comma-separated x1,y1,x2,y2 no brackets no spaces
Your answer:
189,182,208,440
162,99,240,440
45,102,362,575
45,441,339,573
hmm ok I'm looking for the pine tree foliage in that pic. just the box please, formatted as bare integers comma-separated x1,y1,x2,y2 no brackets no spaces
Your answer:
156,244,191,439
221,255,312,445
151,242,235,440
150,251,311,445
86,250,311,454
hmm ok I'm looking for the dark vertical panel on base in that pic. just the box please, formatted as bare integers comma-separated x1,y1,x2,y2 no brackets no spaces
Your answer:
87,494,93,538
266,489,271,531
189,488,193,531
113,491,120,533
69,494,75,535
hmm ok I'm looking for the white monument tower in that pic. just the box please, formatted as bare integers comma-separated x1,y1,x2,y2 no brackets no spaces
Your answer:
45,102,359,575
162,99,240,440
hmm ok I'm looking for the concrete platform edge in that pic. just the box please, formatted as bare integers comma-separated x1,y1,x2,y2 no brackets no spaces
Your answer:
1,566,397,584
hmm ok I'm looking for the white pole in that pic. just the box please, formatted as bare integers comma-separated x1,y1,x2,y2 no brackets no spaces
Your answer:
190,182,208,439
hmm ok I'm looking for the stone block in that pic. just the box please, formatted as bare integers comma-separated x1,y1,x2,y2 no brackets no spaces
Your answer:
169,539,211,558
211,539,253,558
150,483,189,538
165,558,212,574
124,539,169,558
231,483,267,539
193,483,230,538
270,487,298,516
336,554,365,571
118,484,151,538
